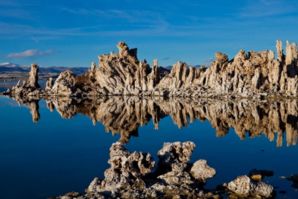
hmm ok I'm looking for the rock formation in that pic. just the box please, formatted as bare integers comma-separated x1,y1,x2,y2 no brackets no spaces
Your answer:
7,40,298,98
225,175,273,198
56,141,222,199
56,141,274,199
5,64,41,98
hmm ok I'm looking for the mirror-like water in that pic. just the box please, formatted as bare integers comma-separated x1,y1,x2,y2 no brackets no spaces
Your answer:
0,95,298,198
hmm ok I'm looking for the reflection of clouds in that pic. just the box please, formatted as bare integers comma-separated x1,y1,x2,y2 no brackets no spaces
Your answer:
240,0,297,18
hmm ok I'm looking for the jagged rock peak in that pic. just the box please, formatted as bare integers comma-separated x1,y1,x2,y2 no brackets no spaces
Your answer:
28,64,40,88
117,41,138,60
215,52,229,64
6,40,298,98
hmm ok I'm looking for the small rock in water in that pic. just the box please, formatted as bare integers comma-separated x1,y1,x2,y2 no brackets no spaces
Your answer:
190,159,216,182
226,175,273,198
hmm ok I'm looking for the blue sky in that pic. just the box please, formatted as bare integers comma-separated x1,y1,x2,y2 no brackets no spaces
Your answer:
1,0,298,67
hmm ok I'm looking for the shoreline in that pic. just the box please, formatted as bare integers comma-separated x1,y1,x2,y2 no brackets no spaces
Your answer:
4,40,298,100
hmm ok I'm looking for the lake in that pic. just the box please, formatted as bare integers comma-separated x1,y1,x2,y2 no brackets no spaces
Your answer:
0,95,298,198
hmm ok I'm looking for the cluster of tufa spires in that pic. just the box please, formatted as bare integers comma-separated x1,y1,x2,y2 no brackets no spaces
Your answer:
4,40,298,99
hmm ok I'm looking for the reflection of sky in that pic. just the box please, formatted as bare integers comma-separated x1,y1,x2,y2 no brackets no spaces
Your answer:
0,96,298,198
1,0,298,67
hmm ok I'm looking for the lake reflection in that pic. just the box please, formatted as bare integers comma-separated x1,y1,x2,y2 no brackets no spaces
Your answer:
1,96,298,198
14,96,298,147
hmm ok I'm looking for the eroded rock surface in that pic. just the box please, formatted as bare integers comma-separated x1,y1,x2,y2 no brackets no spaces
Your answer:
190,160,216,182
5,64,41,98
56,141,220,199
225,175,273,198
7,40,298,98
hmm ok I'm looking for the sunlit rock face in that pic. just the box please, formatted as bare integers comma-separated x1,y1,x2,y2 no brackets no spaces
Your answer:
225,175,273,198
48,40,298,97
56,141,275,199
6,40,298,98
6,64,41,98
56,141,221,199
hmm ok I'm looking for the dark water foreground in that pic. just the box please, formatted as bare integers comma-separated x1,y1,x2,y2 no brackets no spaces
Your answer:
0,95,298,198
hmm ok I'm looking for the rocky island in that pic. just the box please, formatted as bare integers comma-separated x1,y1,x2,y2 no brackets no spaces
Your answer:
56,141,273,199
3,41,298,199
3,40,298,99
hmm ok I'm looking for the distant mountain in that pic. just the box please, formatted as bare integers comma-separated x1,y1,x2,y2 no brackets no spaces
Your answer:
0,62,20,67
0,62,88,75
39,66,88,75
0,62,28,72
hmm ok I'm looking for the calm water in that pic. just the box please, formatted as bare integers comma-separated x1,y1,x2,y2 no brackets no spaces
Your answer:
0,96,298,198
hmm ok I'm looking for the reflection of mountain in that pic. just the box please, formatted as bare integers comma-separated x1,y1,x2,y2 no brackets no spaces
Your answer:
14,96,298,146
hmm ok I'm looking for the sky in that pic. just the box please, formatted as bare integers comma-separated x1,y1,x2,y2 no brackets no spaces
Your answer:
1,0,298,67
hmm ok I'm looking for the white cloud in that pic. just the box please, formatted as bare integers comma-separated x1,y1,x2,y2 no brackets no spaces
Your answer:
240,0,296,18
7,49,53,58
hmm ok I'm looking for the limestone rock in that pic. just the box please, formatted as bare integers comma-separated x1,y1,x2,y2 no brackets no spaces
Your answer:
158,141,196,168
215,52,228,64
45,77,53,92
7,40,298,98
7,64,41,98
226,175,273,198
56,141,217,199
190,160,216,182
276,40,283,61
51,70,77,97
28,64,39,88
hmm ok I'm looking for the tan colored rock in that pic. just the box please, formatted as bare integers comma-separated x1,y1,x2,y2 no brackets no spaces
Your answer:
28,64,39,88
8,40,298,98
215,52,228,64
45,77,53,91
286,41,298,66
7,64,41,98
51,70,77,97
190,160,216,182
251,174,262,182
226,175,273,198
56,141,218,199
276,40,283,61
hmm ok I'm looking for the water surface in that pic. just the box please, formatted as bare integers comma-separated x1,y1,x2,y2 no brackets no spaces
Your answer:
0,96,298,198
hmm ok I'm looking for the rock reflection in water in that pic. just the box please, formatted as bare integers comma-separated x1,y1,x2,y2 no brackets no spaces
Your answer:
10,95,40,123
13,96,298,146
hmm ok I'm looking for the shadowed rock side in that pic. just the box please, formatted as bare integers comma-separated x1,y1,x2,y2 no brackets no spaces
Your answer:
13,96,298,146
5,40,298,98
56,141,273,199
